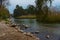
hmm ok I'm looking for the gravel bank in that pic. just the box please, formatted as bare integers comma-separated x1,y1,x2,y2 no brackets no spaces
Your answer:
0,21,40,40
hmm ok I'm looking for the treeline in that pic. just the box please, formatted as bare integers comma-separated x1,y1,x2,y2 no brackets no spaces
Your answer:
35,0,60,23
13,5,36,18
13,0,60,23
13,0,52,23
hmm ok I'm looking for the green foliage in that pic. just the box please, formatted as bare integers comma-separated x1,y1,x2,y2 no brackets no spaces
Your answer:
13,5,36,18
0,6,10,21
13,5,25,18
0,0,10,21
26,5,36,15
36,0,52,22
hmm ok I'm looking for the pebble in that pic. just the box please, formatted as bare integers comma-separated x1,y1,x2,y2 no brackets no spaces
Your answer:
23,32,27,35
26,32,34,37
26,32,31,36
36,38,40,40
46,35,50,39
0,33,6,37
19,30,24,33
35,31,40,34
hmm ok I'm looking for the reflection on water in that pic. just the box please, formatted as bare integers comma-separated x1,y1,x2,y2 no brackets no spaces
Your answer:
14,19,60,40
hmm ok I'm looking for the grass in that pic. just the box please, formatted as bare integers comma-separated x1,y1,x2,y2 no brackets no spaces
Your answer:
14,14,60,23
48,14,60,22
16,15,36,19
36,13,60,23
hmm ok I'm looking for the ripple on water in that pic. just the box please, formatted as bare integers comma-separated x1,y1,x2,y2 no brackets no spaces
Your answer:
14,19,60,40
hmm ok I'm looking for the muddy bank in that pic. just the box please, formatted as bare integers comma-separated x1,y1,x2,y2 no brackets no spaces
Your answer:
0,21,40,40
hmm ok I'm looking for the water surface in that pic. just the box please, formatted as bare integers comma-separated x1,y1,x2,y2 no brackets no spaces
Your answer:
14,19,60,40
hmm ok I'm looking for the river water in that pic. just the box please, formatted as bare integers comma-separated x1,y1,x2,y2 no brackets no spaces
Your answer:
14,19,60,40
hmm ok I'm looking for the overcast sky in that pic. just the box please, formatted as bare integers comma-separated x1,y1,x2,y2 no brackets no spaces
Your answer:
8,0,60,13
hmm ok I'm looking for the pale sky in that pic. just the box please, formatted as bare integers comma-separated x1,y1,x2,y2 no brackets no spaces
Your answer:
52,0,60,6
8,0,60,13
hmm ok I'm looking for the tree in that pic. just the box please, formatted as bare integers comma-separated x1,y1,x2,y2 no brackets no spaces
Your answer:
0,6,10,20
13,5,25,18
13,5,37,18
27,5,36,15
35,0,52,22
0,0,10,20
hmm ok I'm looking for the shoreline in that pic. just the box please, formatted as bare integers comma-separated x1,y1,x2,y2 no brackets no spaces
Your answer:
0,21,40,40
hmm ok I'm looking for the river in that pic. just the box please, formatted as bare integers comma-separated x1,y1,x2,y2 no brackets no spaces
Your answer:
14,19,60,40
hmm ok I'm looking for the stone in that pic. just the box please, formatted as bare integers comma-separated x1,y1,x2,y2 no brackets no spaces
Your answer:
25,25,29,27
30,34,34,37
23,32,27,35
19,30,24,33
26,32,31,36
11,24,17,27
36,38,40,40
31,32,35,34
45,35,50,39
23,24,29,28
35,31,39,34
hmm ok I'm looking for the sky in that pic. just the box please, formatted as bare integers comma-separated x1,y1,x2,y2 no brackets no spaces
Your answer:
8,0,36,13
52,0,60,6
7,0,60,14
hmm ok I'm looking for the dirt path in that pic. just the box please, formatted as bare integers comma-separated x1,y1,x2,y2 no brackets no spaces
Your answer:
0,21,39,40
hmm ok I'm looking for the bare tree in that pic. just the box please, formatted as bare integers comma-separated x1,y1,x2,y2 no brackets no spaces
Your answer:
0,0,9,8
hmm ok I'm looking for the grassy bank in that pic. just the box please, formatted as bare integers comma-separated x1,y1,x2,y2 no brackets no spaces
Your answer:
14,14,60,23
37,14,60,23
15,15,36,19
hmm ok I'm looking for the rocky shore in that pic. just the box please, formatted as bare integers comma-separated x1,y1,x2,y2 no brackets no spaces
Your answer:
0,21,40,40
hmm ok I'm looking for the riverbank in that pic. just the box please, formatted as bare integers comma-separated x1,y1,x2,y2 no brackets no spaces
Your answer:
15,15,36,19
0,21,40,40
